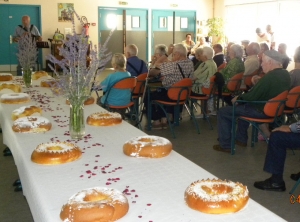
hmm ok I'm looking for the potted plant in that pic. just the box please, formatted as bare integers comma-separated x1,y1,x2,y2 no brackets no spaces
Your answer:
206,17,225,45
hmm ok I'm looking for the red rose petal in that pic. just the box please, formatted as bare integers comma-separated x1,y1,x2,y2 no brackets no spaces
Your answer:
147,204,151,206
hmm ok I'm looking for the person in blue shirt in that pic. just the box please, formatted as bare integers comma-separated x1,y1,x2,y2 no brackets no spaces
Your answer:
125,44,148,76
13,15,42,42
100,53,131,107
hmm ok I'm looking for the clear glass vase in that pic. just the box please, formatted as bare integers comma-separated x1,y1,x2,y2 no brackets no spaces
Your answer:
21,67,32,88
69,103,85,139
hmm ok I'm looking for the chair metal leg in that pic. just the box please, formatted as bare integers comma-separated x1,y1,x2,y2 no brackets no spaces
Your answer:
289,178,300,194
193,99,213,130
231,105,238,155
184,103,191,116
156,103,176,138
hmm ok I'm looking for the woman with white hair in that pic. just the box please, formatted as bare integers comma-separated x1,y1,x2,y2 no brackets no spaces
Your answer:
221,44,245,83
191,47,217,95
219,43,245,105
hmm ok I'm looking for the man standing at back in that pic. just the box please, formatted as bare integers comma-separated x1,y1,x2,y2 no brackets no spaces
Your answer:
13,15,42,42
125,44,148,77
266,24,275,50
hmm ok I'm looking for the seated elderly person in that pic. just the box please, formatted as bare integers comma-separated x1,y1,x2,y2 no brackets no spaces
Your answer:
213,44,225,68
241,42,260,89
125,44,148,77
147,43,194,129
254,122,300,191
225,42,235,63
278,43,291,69
191,47,217,96
191,37,210,54
193,48,203,70
220,44,245,105
221,44,245,82
213,50,291,153
258,43,269,66
290,46,300,88
181,33,195,54
98,53,131,116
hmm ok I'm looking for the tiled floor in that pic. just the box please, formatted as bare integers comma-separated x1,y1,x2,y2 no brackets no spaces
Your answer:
0,70,299,221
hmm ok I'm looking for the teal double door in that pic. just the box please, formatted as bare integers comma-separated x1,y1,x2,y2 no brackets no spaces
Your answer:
99,8,148,66
152,10,196,54
0,4,41,72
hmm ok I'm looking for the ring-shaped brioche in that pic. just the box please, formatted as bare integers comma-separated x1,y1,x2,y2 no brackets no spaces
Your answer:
31,142,82,165
86,112,122,126
184,179,249,214
12,116,52,133
11,105,42,120
40,79,58,87
123,135,172,158
66,96,95,105
0,93,30,104
0,73,13,81
32,71,49,80
0,83,21,93
60,187,129,222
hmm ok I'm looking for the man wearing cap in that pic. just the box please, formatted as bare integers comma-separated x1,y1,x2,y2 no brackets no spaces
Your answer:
213,50,290,153
256,27,270,46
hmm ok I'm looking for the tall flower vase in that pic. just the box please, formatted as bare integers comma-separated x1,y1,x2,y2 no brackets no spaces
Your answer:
21,68,32,88
69,103,85,139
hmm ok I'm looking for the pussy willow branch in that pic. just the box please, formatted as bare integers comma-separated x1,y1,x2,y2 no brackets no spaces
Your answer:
16,34,38,69
47,7,113,103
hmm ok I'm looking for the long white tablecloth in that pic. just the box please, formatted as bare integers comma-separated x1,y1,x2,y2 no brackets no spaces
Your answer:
0,78,285,222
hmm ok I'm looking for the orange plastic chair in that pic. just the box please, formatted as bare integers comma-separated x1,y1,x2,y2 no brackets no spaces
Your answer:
217,62,227,72
132,73,147,122
283,86,300,123
148,78,200,138
101,77,137,122
240,69,259,91
230,90,288,154
189,75,216,129
215,72,244,109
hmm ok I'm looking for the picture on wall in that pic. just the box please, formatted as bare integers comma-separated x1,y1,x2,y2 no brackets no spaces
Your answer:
58,3,74,22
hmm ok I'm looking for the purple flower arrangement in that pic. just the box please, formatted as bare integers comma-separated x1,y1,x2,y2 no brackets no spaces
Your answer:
47,8,113,104
16,33,38,70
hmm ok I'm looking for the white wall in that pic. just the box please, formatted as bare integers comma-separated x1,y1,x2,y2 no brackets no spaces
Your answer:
1,0,213,67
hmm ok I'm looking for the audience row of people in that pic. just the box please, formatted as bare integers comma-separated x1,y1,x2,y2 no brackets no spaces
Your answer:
97,40,300,192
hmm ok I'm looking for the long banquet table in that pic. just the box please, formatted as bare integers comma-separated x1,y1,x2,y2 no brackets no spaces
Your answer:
0,77,286,222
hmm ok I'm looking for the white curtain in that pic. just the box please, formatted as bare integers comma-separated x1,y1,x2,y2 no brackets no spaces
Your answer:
224,0,300,57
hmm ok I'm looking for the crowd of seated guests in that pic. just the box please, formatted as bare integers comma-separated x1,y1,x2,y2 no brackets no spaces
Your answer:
96,30,300,192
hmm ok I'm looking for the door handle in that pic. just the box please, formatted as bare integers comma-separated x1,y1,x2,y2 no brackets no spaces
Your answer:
10,35,12,44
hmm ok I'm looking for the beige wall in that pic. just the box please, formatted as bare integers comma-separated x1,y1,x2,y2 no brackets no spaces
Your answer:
213,0,225,18
1,0,213,66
